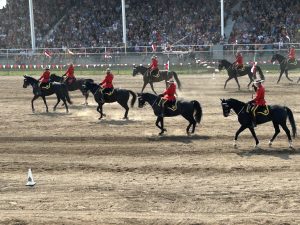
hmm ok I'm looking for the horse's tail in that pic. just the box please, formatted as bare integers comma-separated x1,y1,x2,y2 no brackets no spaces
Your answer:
172,72,182,90
128,90,137,107
192,100,202,123
256,66,265,80
285,107,296,138
62,84,73,105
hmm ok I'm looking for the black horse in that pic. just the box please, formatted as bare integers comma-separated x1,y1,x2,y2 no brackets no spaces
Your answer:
132,65,182,94
23,75,72,113
270,53,300,83
83,81,136,120
50,74,93,105
218,59,265,90
221,98,296,148
137,92,202,135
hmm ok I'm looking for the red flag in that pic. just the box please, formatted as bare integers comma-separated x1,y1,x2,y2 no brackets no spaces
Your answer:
67,48,74,55
44,50,52,58
151,43,157,52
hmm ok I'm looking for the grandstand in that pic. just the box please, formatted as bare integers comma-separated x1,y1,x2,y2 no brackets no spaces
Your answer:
0,0,299,66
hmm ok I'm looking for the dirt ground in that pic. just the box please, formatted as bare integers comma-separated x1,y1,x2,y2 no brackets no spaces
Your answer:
0,71,300,225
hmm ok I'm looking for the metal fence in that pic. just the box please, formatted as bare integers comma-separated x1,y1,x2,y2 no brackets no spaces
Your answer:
0,43,298,66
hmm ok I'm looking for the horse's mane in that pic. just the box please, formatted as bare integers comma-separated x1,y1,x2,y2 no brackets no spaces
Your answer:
24,75,38,82
228,98,246,106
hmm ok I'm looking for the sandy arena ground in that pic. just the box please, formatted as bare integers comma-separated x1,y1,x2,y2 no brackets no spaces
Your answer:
0,71,300,225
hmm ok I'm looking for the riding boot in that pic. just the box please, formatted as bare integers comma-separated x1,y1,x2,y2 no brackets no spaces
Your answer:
160,102,165,117
252,115,257,128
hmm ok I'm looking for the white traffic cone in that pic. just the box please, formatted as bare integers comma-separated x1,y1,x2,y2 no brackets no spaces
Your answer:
26,168,36,186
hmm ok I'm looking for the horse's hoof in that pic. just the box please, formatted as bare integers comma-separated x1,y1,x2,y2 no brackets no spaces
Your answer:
159,132,164,136
268,141,272,147
123,117,129,120
289,141,293,149
233,140,237,148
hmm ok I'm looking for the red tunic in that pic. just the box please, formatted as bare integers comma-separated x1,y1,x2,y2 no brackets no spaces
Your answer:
162,83,176,101
288,48,295,60
39,70,50,83
150,58,158,70
235,54,243,65
65,65,75,78
253,85,266,106
100,73,114,88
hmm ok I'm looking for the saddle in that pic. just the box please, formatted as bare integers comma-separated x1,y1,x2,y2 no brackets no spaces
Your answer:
287,59,297,65
152,71,160,78
41,83,52,90
247,104,270,116
159,98,177,111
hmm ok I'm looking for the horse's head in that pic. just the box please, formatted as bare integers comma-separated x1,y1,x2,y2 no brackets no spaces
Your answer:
271,54,277,63
137,93,146,108
218,60,224,70
220,98,231,117
82,80,92,92
23,75,30,88
132,66,139,77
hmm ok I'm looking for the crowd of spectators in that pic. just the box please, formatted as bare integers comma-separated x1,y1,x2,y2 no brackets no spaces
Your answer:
0,0,299,51
0,0,74,49
0,0,239,50
229,0,300,49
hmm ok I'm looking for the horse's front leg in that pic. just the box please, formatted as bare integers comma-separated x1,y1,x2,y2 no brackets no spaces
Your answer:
155,117,166,135
233,76,241,90
149,82,157,95
97,103,105,120
285,69,293,82
31,95,39,113
277,69,284,84
41,96,49,113
233,125,247,147
224,77,233,89
141,82,147,93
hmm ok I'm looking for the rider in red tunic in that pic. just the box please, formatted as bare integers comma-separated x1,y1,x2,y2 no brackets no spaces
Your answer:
249,79,266,127
37,66,51,95
149,55,159,77
99,68,114,103
63,63,76,84
234,51,244,70
160,79,177,117
288,45,296,64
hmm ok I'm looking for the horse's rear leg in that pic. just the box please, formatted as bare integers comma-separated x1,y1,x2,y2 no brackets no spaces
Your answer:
285,70,293,82
53,95,61,112
61,97,69,113
248,127,259,147
119,101,129,119
269,122,280,146
280,123,293,148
